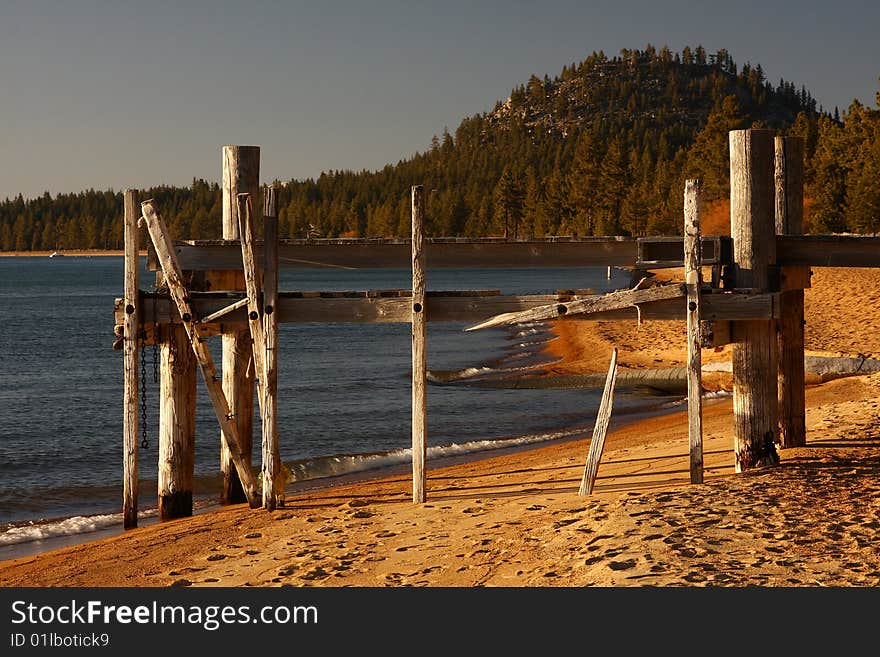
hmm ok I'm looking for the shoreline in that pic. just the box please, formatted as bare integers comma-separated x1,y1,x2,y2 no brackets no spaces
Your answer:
0,249,128,257
0,378,695,563
2,266,879,587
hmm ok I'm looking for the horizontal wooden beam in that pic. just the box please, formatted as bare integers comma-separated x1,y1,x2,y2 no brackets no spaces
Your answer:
116,289,778,336
155,237,640,270
145,234,880,271
776,235,880,268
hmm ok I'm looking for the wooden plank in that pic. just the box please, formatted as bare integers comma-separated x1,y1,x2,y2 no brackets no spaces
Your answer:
464,283,686,331
198,297,249,324
122,189,140,529
237,193,268,421
124,289,780,329
158,323,196,520
411,186,427,504
578,347,618,495
220,145,259,505
141,199,261,508
730,129,780,472
684,179,703,485
261,187,282,511
775,136,807,449
166,237,641,270
776,235,880,267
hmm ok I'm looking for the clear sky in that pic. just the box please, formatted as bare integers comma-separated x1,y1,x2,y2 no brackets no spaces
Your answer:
1,0,877,201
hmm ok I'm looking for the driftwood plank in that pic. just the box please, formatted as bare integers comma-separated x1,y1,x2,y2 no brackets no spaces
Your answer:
411,186,427,504
578,347,619,495
465,282,686,331
684,179,704,485
141,199,260,508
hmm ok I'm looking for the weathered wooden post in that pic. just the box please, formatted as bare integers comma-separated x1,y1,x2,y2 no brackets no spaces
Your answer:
411,185,427,503
158,323,196,519
220,145,260,504
684,179,704,484
262,186,282,510
775,136,807,448
729,129,780,471
122,189,140,529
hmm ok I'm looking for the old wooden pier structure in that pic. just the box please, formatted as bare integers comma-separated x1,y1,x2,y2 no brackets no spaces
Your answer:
116,132,880,528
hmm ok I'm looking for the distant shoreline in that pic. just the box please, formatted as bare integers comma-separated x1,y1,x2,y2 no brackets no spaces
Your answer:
0,250,140,257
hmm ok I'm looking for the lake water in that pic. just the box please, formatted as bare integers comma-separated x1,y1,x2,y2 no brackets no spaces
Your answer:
0,256,678,558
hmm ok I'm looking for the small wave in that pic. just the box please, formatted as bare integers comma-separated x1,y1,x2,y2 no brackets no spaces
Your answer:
427,361,548,384
427,366,494,383
288,428,586,483
0,508,158,548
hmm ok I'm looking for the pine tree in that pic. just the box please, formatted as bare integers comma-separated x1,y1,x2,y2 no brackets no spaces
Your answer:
686,95,747,201
495,166,525,239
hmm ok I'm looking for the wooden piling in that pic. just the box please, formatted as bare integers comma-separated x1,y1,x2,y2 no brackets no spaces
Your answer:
158,324,196,520
411,185,427,504
775,136,807,449
122,189,140,529
729,129,780,471
684,179,704,484
578,347,618,495
220,145,260,504
262,187,281,510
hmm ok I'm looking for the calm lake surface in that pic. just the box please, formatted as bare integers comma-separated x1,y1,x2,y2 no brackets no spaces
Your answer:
0,256,676,555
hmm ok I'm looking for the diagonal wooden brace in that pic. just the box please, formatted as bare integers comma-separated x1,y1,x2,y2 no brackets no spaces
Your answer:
140,199,261,508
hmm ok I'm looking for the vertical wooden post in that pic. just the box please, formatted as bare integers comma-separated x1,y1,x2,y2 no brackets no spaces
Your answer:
775,136,807,449
684,179,704,484
262,186,281,510
578,347,618,495
236,192,267,419
158,324,196,520
729,129,780,471
220,145,260,504
411,185,427,504
122,189,140,529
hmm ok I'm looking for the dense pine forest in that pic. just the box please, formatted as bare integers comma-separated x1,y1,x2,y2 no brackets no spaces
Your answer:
2,45,878,251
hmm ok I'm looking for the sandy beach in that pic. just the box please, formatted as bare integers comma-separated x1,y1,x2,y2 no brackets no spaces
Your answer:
1,267,879,587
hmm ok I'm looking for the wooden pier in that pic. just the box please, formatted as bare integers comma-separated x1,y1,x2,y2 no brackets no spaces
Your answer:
117,132,880,528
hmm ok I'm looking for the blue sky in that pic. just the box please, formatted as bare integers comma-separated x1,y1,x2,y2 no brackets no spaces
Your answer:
1,0,877,200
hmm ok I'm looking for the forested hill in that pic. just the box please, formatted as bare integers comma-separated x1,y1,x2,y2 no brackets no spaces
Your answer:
2,45,878,251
